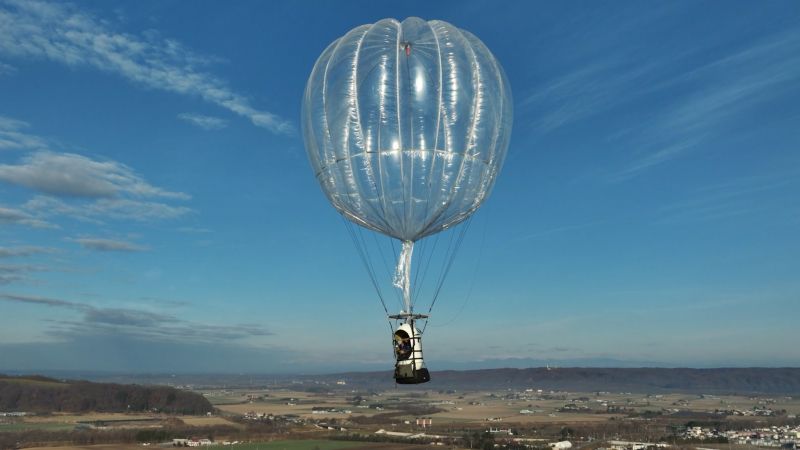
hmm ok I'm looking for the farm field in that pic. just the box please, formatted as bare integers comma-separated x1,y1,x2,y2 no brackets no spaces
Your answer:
223,440,374,449
22,440,430,450
208,387,800,425
0,422,76,432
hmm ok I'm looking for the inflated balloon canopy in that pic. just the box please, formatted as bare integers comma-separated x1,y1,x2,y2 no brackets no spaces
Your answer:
302,17,513,244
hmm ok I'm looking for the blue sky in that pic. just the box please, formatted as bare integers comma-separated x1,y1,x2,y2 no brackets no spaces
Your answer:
0,0,798,374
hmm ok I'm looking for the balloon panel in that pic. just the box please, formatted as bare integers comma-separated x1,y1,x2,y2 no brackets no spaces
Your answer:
303,17,512,241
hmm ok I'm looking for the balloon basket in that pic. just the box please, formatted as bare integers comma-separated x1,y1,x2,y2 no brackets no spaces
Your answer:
392,321,430,384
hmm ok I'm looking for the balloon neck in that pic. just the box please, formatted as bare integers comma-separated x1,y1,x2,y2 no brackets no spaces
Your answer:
392,240,415,313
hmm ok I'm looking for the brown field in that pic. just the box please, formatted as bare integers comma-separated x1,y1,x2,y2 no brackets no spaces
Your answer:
24,445,145,450
24,412,159,424
180,416,241,427
9,387,799,450
210,387,800,426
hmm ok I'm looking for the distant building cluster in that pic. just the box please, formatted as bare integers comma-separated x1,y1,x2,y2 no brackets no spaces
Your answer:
311,407,352,414
172,438,242,447
684,425,800,447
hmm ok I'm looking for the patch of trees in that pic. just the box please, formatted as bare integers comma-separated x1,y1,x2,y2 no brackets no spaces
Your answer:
0,374,213,414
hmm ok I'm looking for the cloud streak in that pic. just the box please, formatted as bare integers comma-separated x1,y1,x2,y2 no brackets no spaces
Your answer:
0,0,293,134
177,113,228,130
655,172,800,224
0,245,55,258
70,237,148,252
0,292,272,344
0,151,188,199
522,60,663,134
612,30,800,179
0,264,46,285
0,123,193,224
0,116,48,151
0,205,55,228
24,196,191,223
0,61,15,75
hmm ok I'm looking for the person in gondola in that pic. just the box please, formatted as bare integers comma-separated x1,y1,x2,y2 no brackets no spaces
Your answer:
394,332,412,360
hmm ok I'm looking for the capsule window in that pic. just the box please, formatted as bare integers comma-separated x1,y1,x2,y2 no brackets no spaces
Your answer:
393,330,412,361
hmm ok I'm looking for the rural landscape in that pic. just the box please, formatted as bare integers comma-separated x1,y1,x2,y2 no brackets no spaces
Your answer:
2,369,800,449
1,1,798,450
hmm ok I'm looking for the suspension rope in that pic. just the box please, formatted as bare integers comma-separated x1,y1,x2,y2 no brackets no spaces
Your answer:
359,225,404,310
342,218,391,318
412,231,441,303
427,211,488,328
421,217,473,334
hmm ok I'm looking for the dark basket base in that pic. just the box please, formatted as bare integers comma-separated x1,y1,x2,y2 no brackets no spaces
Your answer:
395,367,431,384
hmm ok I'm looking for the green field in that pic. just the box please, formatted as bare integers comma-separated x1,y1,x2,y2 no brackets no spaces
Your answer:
225,440,371,450
0,422,75,432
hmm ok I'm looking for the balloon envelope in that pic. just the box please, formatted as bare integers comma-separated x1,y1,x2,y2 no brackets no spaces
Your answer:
303,17,512,242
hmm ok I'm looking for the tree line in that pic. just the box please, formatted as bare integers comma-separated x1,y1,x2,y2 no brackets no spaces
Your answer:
0,374,213,414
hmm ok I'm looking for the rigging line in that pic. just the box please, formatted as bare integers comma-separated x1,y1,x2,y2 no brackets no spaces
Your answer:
342,218,390,316
429,216,473,313
413,228,442,304
426,221,462,309
410,233,428,300
369,230,403,307
426,210,488,328
420,220,472,335
356,224,404,312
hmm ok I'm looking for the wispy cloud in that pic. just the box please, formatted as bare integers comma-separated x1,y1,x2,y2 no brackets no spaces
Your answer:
0,264,46,285
0,0,293,134
24,195,191,223
513,220,605,242
0,205,56,228
0,116,48,151
613,30,800,179
0,120,192,224
0,292,272,343
69,237,148,252
0,151,188,199
522,60,662,134
177,113,227,130
0,293,78,308
655,172,799,224
0,60,15,75
0,245,56,258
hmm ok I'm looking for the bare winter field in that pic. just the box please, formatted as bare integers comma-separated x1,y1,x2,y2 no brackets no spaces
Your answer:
5,383,799,450
206,386,800,425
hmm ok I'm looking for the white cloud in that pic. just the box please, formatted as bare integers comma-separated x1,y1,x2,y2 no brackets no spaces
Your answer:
0,118,191,224
0,115,48,151
0,205,56,228
612,30,800,180
24,195,192,223
177,113,228,130
0,245,56,258
0,263,46,284
0,292,273,343
70,237,147,252
0,151,189,199
0,61,15,75
0,0,293,134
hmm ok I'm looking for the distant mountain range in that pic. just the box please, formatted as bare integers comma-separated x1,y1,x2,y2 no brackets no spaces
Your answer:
3,367,799,395
327,367,800,394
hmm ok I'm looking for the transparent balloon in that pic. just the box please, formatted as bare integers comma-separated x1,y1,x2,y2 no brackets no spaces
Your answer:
303,16,513,384
302,17,513,244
